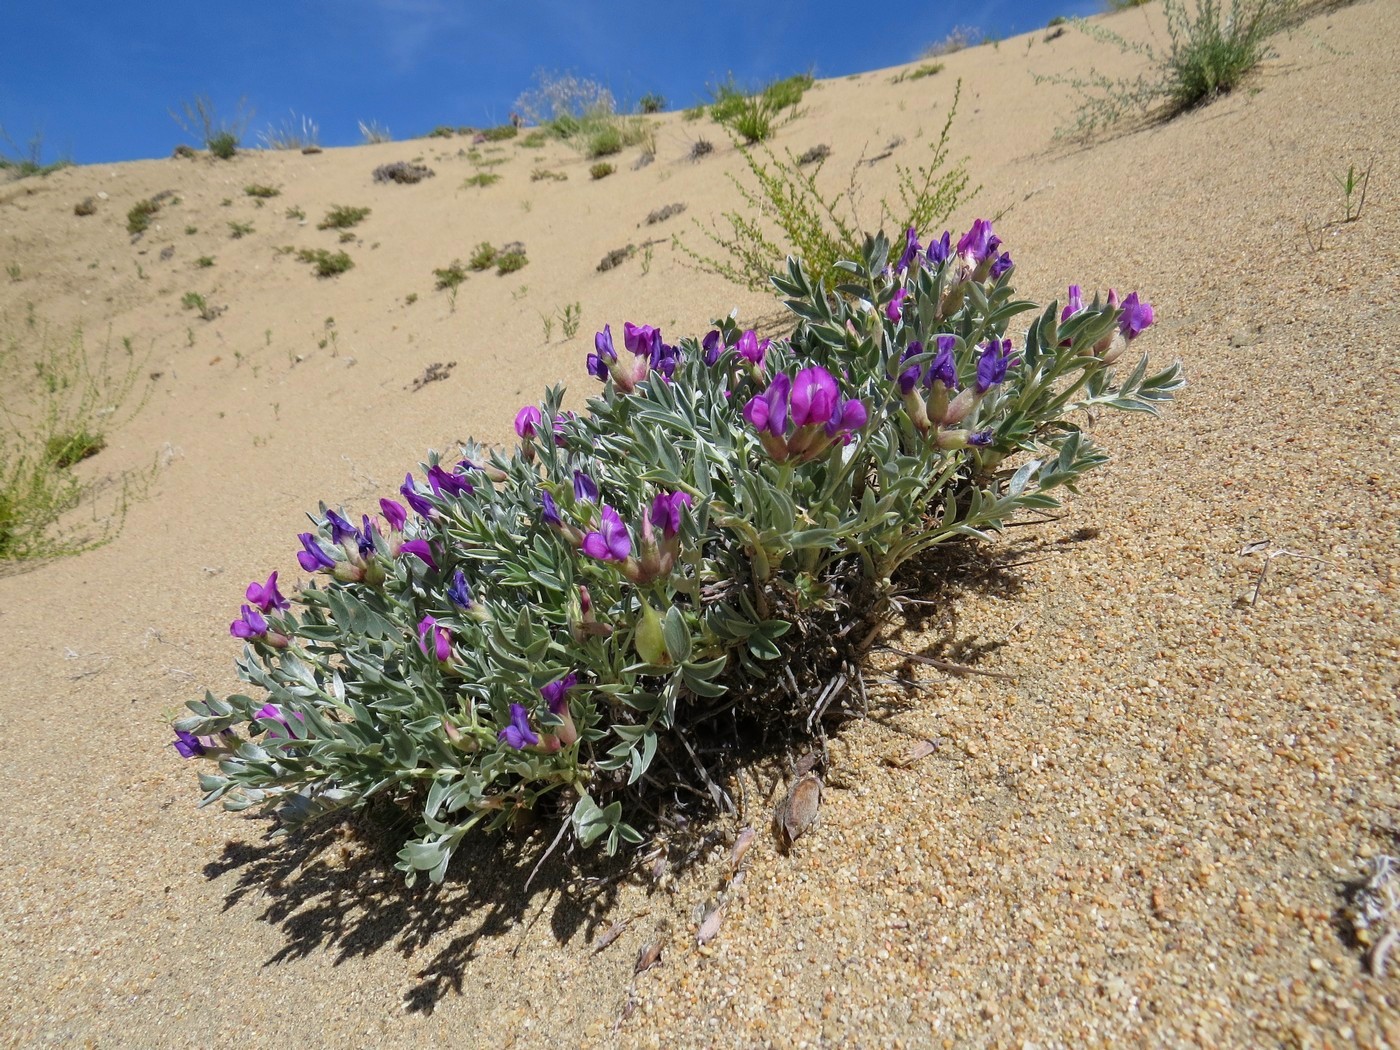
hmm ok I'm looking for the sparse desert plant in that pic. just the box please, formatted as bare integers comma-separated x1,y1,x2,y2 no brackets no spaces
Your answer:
559,301,582,339
74,197,97,216
228,220,254,239
638,92,666,114
1046,0,1298,136
685,83,974,291
196,256,215,268
519,130,549,148
514,70,615,129
170,94,251,158
296,248,354,278
682,104,706,122
427,125,456,139
531,168,567,182
185,225,198,235
463,172,501,188
468,242,498,271
590,162,615,180
358,119,393,144
0,127,72,179
172,221,1180,885
181,291,221,320
1334,161,1371,223
244,184,280,199
405,292,419,305
921,25,984,57
259,111,320,151
892,62,946,84
285,205,305,220
709,72,813,144
433,261,469,290
496,246,528,274
6,264,20,282
0,319,151,560
127,199,161,235
689,139,715,161
317,205,371,230
481,124,518,142
373,161,434,184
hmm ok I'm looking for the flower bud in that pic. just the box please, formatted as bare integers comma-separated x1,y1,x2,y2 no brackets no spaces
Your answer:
634,600,670,666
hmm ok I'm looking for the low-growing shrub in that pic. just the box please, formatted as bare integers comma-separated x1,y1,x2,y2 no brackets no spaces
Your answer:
531,168,567,182
481,124,518,142
463,172,501,188
468,242,498,271
227,220,254,239
428,125,456,139
317,205,371,230
244,184,280,199
296,248,354,278
1046,0,1297,136
709,72,812,143
207,132,239,160
373,161,434,184
589,162,615,180
433,261,469,290
638,92,666,114
169,93,251,159
495,246,528,274
519,130,549,149
921,25,983,57
127,199,161,234
685,84,974,291
1,320,151,560
175,218,1181,885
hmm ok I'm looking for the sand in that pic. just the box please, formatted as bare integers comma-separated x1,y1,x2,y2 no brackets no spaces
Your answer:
1,2,1397,1046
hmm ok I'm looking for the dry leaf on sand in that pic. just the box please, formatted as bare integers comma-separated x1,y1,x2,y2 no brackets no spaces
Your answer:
776,773,822,850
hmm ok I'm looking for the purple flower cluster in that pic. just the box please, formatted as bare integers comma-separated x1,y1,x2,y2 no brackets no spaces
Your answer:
742,365,868,463
587,321,679,393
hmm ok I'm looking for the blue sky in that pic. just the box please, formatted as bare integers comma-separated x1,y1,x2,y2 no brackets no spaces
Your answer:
3,0,1101,166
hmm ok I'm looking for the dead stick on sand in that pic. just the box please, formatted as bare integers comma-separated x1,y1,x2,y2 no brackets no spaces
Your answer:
876,645,1017,681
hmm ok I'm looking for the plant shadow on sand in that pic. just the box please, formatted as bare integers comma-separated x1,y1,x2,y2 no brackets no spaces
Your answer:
201,522,1101,1013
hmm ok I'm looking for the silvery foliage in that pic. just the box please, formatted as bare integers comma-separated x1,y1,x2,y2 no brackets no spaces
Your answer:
177,232,1182,885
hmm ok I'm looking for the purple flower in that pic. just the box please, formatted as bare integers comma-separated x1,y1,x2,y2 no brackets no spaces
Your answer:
896,227,921,273
742,373,791,438
897,341,925,396
789,366,840,429
651,338,679,379
255,702,305,744
587,325,616,382
623,321,660,356
969,429,995,447
447,569,474,610
990,252,1013,279
885,288,908,322
427,463,473,498
926,231,952,266
649,491,692,539
245,571,289,612
515,405,542,439
975,339,1018,394
702,329,723,366
417,615,452,662
956,219,1001,266
498,703,538,749
325,510,357,546
172,729,206,759
541,672,578,714
824,398,868,439
929,335,958,389
582,505,632,562
1118,292,1154,340
573,470,599,503
400,538,438,571
296,533,336,572
540,490,563,527
1061,285,1085,322
358,515,377,558
736,330,766,366
400,474,436,517
230,603,268,639
380,497,408,532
